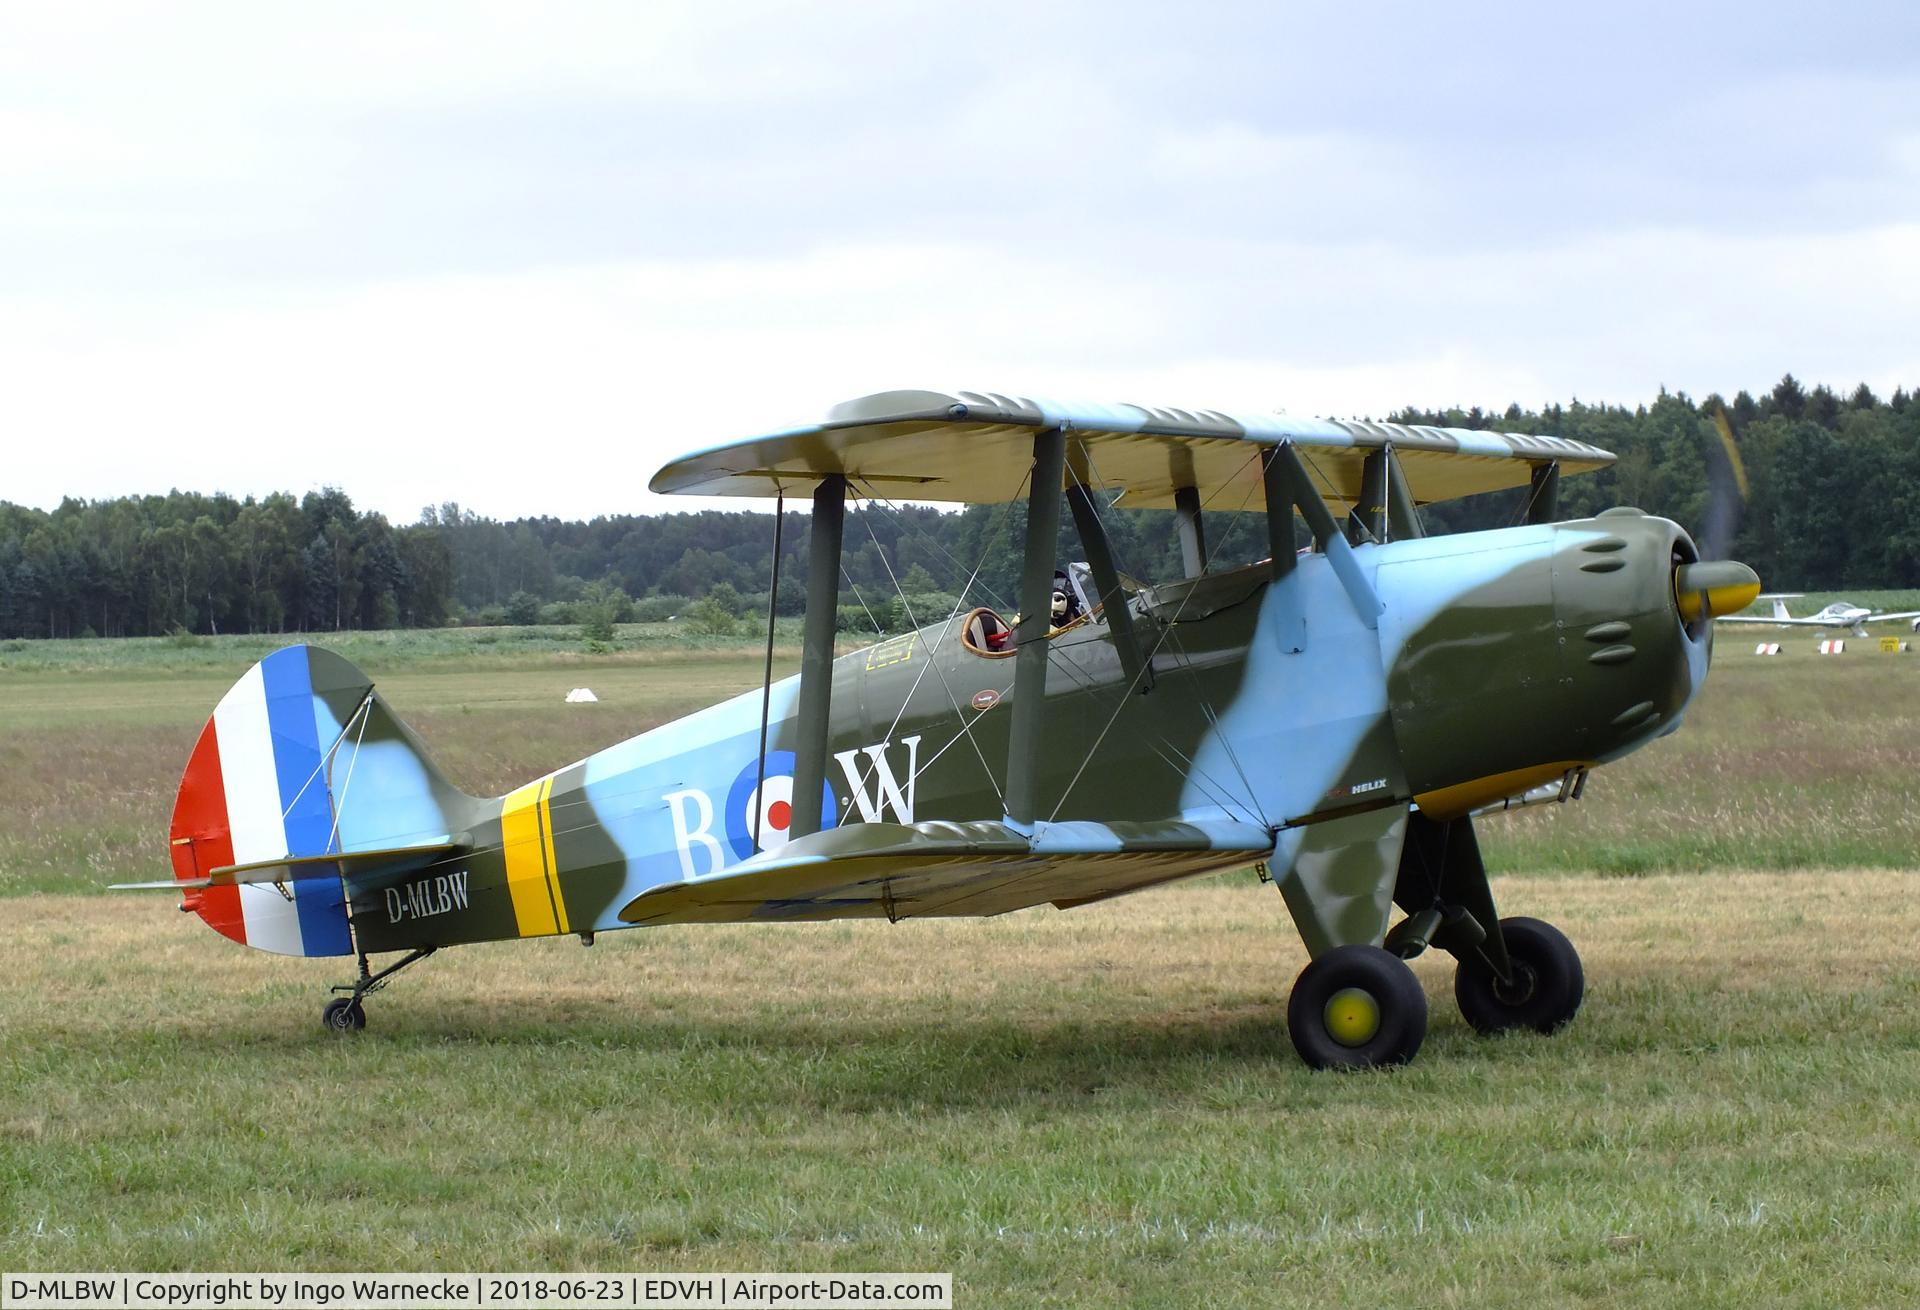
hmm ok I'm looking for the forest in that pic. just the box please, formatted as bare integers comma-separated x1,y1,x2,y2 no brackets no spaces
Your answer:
3,374,1917,639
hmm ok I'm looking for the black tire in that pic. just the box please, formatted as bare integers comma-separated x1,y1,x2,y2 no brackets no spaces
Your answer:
1286,944,1428,1070
1455,916,1583,1036
322,998,366,1032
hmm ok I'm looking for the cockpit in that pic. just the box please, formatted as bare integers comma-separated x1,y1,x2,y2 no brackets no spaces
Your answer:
960,563,1099,657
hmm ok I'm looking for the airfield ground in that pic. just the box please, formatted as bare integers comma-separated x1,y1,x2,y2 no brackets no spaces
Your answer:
4,622,1920,1306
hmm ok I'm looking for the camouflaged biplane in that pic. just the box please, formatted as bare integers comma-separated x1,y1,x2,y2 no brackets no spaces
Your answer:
122,389,1761,1068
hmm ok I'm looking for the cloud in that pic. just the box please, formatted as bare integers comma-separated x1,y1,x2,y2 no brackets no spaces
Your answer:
7,218,1914,522
4,3,1919,520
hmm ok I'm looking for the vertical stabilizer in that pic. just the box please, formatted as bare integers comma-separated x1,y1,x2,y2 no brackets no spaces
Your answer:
167,646,473,956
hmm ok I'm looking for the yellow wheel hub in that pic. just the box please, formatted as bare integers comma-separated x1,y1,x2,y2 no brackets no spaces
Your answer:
1324,987,1382,1047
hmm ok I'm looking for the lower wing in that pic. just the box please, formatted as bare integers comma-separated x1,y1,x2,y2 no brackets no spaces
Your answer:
617,818,1276,924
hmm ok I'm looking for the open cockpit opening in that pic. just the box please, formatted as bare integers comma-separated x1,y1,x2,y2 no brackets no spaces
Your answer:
959,604,1100,657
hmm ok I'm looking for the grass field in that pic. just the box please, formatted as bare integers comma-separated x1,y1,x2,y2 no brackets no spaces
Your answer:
0,626,801,897
6,621,1920,893
4,623,1920,1306
1729,588,1920,620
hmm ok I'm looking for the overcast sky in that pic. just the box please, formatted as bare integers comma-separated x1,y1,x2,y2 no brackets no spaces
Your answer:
5,1,1918,522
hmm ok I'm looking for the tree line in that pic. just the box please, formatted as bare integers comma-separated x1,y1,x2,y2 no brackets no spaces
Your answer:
0,489,454,640
3,374,1916,640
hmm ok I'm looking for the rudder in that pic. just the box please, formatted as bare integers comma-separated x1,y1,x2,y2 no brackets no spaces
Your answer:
168,645,473,957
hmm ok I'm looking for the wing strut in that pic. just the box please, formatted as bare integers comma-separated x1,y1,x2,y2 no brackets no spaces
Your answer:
1524,461,1560,525
751,491,786,853
1004,426,1068,831
1261,449,1307,652
1386,448,1426,539
1348,448,1389,545
1268,444,1381,631
1174,489,1208,577
1065,446,1152,696
1347,446,1423,543
1169,447,1208,577
791,475,845,840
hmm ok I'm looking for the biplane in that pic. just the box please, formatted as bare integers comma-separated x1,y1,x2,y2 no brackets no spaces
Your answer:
123,389,1760,1068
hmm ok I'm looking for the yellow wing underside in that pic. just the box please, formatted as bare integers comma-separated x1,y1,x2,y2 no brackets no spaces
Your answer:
619,819,1275,925
650,389,1614,511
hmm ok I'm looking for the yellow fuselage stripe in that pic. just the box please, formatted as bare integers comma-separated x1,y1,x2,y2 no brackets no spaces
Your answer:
501,777,570,937
538,776,570,935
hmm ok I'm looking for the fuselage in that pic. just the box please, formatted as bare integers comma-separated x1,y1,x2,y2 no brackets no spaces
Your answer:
1793,603,1869,630
345,509,1712,953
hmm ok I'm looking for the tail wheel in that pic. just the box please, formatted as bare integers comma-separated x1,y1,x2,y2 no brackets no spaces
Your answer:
322,998,366,1033
1286,944,1428,1070
1455,916,1583,1036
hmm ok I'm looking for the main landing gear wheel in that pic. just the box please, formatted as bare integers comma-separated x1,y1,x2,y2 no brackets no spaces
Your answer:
322,997,367,1032
1455,916,1584,1036
1286,944,1428,1070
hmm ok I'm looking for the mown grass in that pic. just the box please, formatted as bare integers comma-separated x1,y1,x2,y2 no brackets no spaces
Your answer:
1487,642,1920,874
5,877,1920,1307
0,648,788,895
5,625,1920,1304
4,625,1919,891
0,621,810,677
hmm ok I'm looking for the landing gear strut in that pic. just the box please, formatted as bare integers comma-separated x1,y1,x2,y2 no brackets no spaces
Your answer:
1393,813,1584,1039
1455,916,1583,1035
322,946,436,1033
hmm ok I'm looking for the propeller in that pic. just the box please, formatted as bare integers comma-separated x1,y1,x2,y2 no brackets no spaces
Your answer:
1674,404,1760,623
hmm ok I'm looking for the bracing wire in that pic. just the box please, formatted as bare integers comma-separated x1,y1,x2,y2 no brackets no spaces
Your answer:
1148,466,1276,826
751,491,785,852
848,487,1009,806
1048,444,1273,826
1512,461,1556,528
323,696,376,854
276,686,376,826
800,445,1279,834
859,441,1267,826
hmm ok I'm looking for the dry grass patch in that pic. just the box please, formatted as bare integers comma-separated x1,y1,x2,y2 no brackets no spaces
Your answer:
0,653,777,889
9,631,1920,1304
8,875,1920,1307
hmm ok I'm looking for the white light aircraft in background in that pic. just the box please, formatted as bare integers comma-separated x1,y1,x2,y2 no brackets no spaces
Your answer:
1716,593,1920,636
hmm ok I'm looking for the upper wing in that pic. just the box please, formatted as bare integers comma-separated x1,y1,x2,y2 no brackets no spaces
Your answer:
650,388,1614,511
616,817,1276,924
1865,611,1920,623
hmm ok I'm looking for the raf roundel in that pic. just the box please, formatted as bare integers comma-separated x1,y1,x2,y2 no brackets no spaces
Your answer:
724,751,836,862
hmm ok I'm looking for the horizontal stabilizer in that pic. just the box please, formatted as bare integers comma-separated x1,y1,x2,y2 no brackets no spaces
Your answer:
115,839,467,891
618,817,1274,925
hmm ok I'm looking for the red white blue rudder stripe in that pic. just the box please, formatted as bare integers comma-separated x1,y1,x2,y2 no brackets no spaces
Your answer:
168,646,362,957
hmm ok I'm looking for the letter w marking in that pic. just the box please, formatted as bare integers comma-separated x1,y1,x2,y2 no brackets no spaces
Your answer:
832,735,922,823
